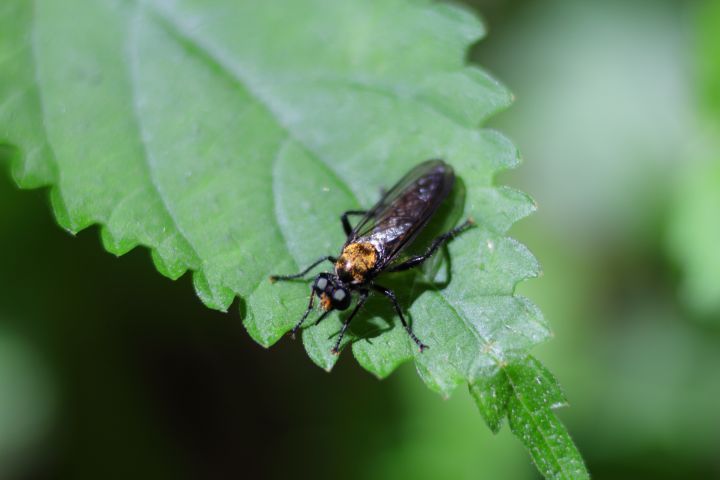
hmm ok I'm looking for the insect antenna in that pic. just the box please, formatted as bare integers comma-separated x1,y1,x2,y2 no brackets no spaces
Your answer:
269,255,336,283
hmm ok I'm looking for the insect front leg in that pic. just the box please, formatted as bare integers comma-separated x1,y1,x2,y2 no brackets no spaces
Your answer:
290,282,333,339
372,284,427,352
290,283,318,338
313,309,332,326
269,255,337,282
340,210,368,236
331,289,369,354
388,219,474,273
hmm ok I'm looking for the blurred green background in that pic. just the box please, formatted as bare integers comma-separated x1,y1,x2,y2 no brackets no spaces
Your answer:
2,0,719,478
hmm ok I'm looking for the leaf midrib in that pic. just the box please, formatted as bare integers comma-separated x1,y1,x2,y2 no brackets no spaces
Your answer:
505,367,570,479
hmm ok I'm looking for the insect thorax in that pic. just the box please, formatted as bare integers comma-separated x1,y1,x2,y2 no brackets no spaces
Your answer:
335,242,378,283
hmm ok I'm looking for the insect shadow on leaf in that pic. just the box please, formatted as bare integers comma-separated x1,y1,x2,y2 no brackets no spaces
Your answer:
270,160,471,355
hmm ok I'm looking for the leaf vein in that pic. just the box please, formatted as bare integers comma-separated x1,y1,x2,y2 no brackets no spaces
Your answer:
145,2,359,205
125,4,201,269
504,367,569,479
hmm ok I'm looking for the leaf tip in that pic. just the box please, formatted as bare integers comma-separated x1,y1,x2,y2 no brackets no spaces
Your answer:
193,271,234,312
151,249,189,281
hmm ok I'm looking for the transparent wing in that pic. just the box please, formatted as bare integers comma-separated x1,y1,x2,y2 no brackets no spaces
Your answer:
349,159,454,269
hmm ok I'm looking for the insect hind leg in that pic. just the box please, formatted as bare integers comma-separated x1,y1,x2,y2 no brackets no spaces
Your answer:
373,284,427,352
388,219,474,273
269,255,336,282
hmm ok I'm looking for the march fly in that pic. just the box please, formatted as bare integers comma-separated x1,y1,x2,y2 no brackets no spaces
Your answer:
270,159,473,354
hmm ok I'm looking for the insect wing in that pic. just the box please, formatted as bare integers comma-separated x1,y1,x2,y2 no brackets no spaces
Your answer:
350,160,454,268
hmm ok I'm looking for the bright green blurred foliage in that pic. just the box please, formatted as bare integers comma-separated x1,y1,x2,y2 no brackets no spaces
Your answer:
2,0,720,479
697,0,720,118
477,0,720,477
668,0,720,318
668,148,720,318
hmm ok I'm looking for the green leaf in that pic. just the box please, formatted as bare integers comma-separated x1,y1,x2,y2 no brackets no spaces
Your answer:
471,357,589,480
0,0,585,476
667,0,720,318
697,0,720,119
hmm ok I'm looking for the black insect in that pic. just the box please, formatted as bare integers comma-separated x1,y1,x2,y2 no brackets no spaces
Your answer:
270,159,473,354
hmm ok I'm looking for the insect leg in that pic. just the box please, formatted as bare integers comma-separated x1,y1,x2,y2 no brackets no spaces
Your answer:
388,219,474,273
314,309,332,326
372,284,428,352
269,255,337,282
331,289,369,354
341,210,368,236
290,284,317,339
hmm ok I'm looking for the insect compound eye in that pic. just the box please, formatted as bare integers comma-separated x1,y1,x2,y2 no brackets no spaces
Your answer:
332,288,351,311
314,276,329,292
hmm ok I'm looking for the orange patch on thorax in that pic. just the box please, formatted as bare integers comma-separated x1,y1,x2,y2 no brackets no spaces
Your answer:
335,242,378,283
